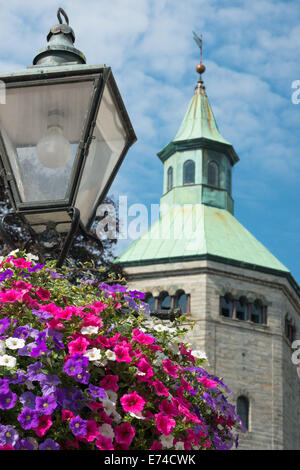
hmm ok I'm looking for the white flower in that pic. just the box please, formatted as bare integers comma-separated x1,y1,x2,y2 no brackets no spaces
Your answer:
153,324,168,333
0,354,16,368
129,411,146,420
106,390,117,404
175,441,185,450
25,380,35,391
111,410,122,423
105,350,116,361
25,253,39,261
160,434,174,449
99,423,114,440
5,337,25,350
81,326,99,335
0,340,5,355
102,399,115,416
191,349,207,360
84,348,102,361
8,249,19,257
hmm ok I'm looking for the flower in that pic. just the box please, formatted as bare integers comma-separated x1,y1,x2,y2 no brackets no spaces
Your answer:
17,408,39,430
105,350,116,361
155,413,176,436
120,391,146,414
0,425,19,447
0,354,16,368
39,438,60,450
160,434,174,449
98,423,114,440
20,392,36,410
81,326,99,335
5,337,25,350
35,395,57,415
84,348,102,361
100,375,119,392
33,415,53,437
162,359,179,378
69,416,88,437
114,422,136,446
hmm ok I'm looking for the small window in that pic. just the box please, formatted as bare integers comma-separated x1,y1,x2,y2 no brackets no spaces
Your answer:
251,300,263,324
208,161,219,187
236,297,248,321
158,292,171,311
145,294,155,313
237,396,249,430
175,290,187,313
183,160,195,185
167,167,173,192
220,295,233,318
285,315,296,343
226,169,231,194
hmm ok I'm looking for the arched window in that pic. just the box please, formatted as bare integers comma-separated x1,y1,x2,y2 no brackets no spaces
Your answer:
237,396,249,430
226,169,231,194
183,160,195,185
251,300,263,324
158,292,171,311
167,166,173,192
145,293,155,313
174,290,187,314
220,294,234,318
208,161,219,187
236,297,248,321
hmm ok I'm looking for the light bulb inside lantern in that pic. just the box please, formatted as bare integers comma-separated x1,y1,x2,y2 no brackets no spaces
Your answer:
36,125,71,169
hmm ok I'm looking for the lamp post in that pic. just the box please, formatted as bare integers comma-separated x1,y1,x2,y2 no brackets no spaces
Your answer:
0,8,136,266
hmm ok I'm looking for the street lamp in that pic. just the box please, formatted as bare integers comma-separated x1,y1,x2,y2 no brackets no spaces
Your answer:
0,8,136,265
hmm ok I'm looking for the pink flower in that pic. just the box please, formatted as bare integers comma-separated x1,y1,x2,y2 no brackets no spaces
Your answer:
61,410,74,421
152,380,169,397
33,415,52,437
132,328,155,345
114,422,135,447
36,287,51,301
155,412,176,435
68,336,90,356
159,399,179,417
150,441,162,450
83,313,103,327
162,359,179,378
0,445,14,450
114,344,133,363
120,391,146,414
85,420,101,442
100,375,119,392
198,377,218,389
11,258,32,269
0,289,23,303
137,358,154,379
180,343,196,364
95,435,114,450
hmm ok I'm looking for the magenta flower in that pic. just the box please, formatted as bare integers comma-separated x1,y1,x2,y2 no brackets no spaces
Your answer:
114,344,133,363
120,391,146,414
100,375,119,392
154,412,176,435
132,328,155,345
162,359,179,378
114,422,136,446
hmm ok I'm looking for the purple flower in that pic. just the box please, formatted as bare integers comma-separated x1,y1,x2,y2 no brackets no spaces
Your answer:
0,425,19,446
129,290,146,300
32,309,53,321
35,395,57,415
20,392,36,410
28,264,45,273
0,391,18,410
0,269,13,281
0,317,11,334
87,384,106,399
30,341,48,357
74,370,90,385
6,371,27,385
39,438,60,450
124,294,138,310
15,438,36,450
27,362,44,381
12,326,31,340
63,357,84,377
46,269,62,279
69,416,88,437
17,408,39,430
40,374,60,395
0,379,10,393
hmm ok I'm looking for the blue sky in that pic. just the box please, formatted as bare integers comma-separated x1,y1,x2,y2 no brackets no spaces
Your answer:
0,0,299,282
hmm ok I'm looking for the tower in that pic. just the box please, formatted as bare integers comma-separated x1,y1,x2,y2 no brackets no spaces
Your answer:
116,41,300,450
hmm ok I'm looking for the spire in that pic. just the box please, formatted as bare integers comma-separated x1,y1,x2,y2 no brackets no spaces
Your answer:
173,33,230,145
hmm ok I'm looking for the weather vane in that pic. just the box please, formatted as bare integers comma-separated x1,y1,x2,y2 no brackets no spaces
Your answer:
192,31,206,76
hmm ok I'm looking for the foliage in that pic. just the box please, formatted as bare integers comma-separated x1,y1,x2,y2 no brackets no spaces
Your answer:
0,250,244,450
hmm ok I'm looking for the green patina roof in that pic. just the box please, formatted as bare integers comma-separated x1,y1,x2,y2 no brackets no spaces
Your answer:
173,86,231,145
115,205,289,273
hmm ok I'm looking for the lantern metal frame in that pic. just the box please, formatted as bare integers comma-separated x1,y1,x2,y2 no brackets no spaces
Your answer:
0,64,136,265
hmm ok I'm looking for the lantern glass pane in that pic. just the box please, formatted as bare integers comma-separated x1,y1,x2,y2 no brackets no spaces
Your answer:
0,80,94,203
75,83,127,227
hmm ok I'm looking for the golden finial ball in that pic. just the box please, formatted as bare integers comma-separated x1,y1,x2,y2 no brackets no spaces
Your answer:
196,63,206,74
